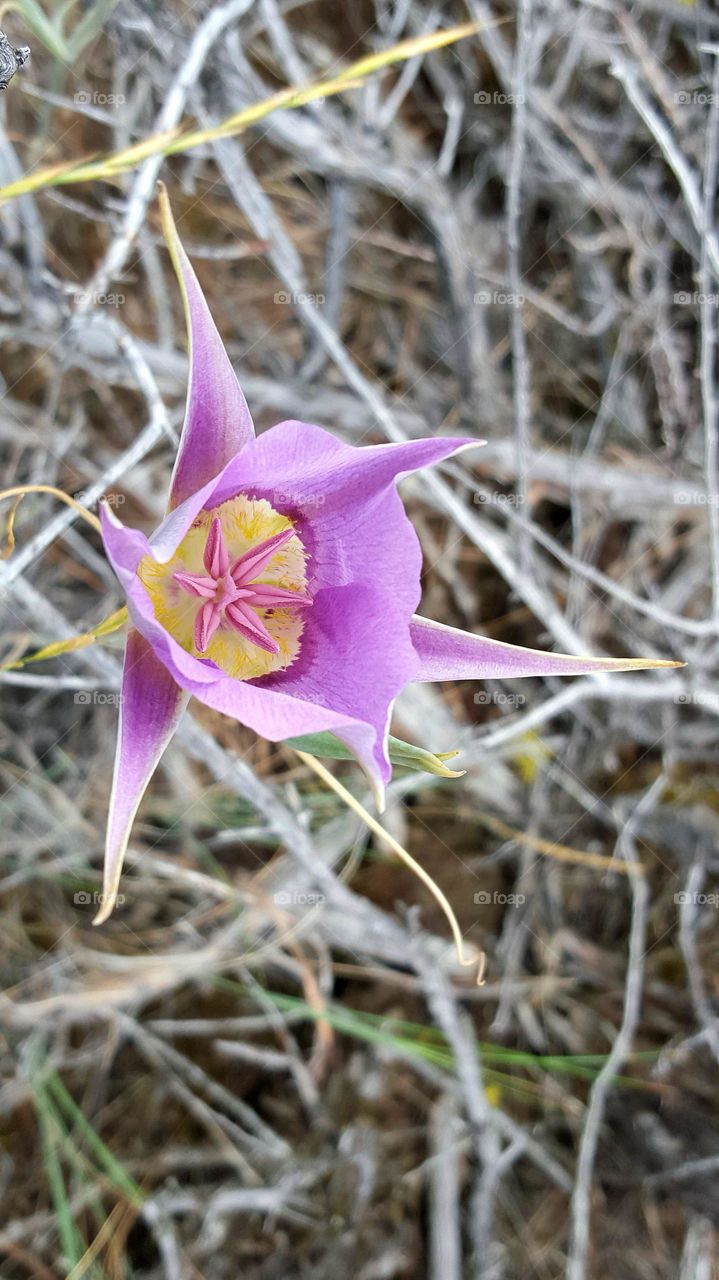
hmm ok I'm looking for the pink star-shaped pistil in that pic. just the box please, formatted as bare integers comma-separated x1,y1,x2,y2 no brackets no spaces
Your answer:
173,516,311,655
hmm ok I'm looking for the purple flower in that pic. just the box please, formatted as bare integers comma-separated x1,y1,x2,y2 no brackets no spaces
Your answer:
96,190,678,922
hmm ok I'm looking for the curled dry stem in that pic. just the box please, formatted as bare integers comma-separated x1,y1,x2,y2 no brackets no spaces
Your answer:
294,748,486,986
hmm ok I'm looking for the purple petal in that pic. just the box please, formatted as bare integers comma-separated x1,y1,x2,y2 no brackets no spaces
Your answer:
210,422,477,519
209,422,479,617
250,583,421,801
100,504,221,688
94,628,187,925
103,501,418,801
409,615,682,681
101,426,480,800
159,186,255,512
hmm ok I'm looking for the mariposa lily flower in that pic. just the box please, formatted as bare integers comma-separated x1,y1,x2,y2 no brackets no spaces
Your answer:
95,188,679,923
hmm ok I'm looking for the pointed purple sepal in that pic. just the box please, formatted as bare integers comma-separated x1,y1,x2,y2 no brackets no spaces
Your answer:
409,616,682,682
159,185,255,512
94,628,188,924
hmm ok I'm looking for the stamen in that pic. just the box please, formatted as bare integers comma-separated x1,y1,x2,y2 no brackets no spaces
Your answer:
204,516,230,578
195,601,222,652
230,527,295,585
140,495,311,679
170,509,310,662
225,601,280,653
246,584,313,609
173,571,218,598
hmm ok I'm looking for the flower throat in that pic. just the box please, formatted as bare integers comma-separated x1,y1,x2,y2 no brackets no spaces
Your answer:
138,495,310,680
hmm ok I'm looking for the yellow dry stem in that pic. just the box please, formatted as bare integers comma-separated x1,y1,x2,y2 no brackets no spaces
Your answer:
295,748,487,986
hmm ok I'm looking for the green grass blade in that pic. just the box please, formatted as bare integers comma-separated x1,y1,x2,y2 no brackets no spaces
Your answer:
14,0,69,61
258,991,653,1090
67,0,122,59
45,1072,144,1206
35,1089,89,1270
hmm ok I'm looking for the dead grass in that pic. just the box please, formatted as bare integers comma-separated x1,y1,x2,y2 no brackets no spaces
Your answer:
0,0,718,1276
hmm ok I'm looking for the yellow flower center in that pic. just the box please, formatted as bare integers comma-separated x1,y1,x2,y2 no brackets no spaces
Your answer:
138,495,308,679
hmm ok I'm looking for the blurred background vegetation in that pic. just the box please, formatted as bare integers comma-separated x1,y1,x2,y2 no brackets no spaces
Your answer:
0,1,718,1276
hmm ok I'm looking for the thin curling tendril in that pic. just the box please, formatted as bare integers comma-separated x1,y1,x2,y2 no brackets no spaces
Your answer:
294,748,487,987
0,485,103,539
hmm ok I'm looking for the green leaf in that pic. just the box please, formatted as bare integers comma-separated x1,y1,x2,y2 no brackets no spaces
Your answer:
285,731,465,779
